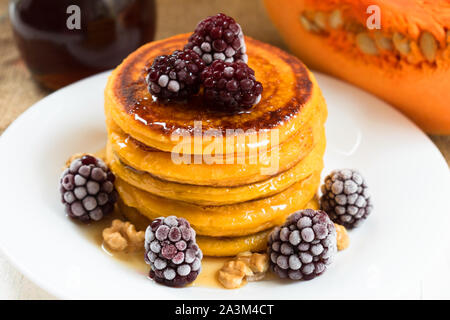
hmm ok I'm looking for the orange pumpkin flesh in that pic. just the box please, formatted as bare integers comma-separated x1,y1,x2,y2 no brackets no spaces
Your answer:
264,0,450,134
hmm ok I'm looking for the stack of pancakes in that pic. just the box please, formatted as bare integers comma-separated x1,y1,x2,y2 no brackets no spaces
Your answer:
104,34,327,256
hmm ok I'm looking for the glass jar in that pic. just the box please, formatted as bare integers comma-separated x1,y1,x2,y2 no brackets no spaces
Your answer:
10,0,156,90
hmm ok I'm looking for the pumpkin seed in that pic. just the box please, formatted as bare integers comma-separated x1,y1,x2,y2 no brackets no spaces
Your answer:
329,9,343,29
314,12,327,30
299,13,320,33
393,32,411,55
374,31,393,51
356,33,379,55
300,14,313,31
419,31,437,62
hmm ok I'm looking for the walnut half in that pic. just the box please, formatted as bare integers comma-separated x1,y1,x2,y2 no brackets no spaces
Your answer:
236,251,269,281
218,260,252,289
218,252,269,289
334,223,350,251
102,219,145,252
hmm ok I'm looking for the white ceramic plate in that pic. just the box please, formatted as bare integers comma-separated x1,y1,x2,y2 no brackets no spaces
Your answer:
0,71,449,299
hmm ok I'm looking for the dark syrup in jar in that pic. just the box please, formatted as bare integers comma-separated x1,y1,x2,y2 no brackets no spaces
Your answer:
10,0,156,90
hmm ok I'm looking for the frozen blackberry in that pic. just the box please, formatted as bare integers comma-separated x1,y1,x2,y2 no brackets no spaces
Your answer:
146,49,205,100
268,209,337,281
145,216,202,287
320,169,373,229
201,60,263,110
60,155,118,222
185,13,247,65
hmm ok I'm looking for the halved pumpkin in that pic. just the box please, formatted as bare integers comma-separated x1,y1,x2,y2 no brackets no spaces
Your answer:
264,0,450,134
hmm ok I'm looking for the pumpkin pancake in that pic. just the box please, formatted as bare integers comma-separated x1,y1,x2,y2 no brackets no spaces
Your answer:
104,33,324,154
104,92,326,163
107,110,325,187
118,197,319,257
114,170,321,237
106,128,325,205
196,197,319,256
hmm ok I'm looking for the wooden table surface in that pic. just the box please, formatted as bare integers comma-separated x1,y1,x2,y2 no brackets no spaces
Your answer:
0,0,448,299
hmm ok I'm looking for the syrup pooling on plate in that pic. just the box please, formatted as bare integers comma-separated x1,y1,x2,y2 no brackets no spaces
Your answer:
78,195,238,289
79,209,227,288
77,207,148,275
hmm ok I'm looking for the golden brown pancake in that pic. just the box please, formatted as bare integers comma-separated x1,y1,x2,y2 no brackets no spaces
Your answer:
104,93,325,165
114,170,321,237
107,110,325,187
118,197,319,257
106,132,325,205
104,33,324,155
